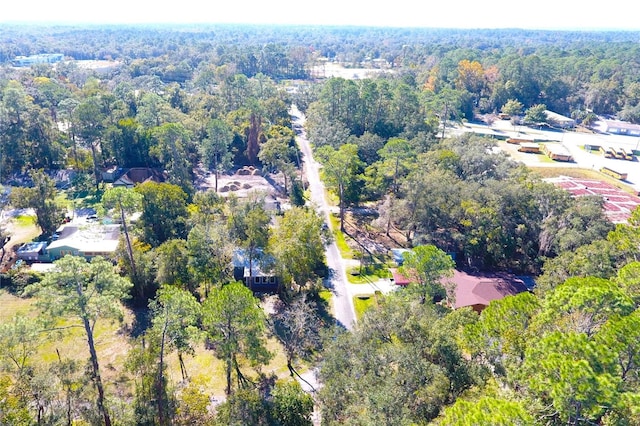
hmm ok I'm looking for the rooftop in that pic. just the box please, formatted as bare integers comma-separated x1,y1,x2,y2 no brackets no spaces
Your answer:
47,224,120,253
451,270,528,310
17,241,47,255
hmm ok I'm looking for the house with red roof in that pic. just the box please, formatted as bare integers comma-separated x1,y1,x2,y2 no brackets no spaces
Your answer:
449,270,529,313
391,268,528,313
390,268,410,286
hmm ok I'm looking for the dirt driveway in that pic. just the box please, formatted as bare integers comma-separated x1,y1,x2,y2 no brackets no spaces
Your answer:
0,210,40,272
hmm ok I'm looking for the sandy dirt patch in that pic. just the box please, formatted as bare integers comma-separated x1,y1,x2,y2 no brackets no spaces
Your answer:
199,166,288,202
0,210,40,272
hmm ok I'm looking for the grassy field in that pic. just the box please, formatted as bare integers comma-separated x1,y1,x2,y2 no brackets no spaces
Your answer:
347,263,392,284
14,214,37,228
0,289,35,318
530,166,638,193
0,288,290,399
531,166,608,180
0,288,133,397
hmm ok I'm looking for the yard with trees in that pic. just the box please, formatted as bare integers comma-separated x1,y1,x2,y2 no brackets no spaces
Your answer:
2,23,640,425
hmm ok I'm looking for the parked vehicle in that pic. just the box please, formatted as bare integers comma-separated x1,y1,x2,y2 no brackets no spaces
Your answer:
600,166,628,180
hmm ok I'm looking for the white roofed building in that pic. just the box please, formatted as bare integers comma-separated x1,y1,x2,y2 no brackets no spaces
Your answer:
46,224,121,261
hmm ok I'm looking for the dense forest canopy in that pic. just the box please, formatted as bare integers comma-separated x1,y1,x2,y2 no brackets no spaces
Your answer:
2,23,640,425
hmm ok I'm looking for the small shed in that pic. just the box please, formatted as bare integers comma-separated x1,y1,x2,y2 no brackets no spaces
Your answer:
390,248,411,266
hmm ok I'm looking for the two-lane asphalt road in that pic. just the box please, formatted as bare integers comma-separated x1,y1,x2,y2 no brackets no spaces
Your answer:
290,105,356,331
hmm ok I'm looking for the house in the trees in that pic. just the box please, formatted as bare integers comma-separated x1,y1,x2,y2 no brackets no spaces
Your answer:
12,53,63,67
232,249,279,292
390,268,410,286
545,110,576,128
450,270,529,313
390,248,411,266
263,194,282,214
113,168,166,188
101,166,125,183
46,224,121,261
390,268,528,313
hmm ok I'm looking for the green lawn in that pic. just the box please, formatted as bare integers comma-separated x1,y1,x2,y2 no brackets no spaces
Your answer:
0,290,35,319
353,294,377,319
329,214,354,259
14,214,36,227
347,264,392,284
318,289,333,305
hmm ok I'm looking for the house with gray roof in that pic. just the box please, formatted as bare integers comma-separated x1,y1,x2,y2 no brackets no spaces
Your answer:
600,119,640,136
46,224,121,261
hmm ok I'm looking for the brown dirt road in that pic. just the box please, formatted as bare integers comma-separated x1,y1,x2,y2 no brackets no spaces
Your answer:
0,212,40,272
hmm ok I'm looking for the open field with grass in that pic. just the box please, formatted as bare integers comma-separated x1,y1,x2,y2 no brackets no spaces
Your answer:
0,288,291,399
0,289,35,318
329,214,354,258
530,166,638,193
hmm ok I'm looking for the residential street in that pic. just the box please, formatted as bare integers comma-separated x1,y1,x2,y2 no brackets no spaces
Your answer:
290,105,357,330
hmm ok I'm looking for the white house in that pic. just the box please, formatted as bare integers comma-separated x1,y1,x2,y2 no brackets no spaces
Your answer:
600,119,640,136
545,110,576,128
46,224,121,261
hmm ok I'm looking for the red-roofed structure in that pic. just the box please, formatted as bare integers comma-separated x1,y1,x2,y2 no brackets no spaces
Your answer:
390,269,411,286
449,270,528,313
390,268,528,312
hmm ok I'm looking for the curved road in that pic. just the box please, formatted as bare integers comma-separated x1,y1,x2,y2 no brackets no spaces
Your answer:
290,105,356,331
